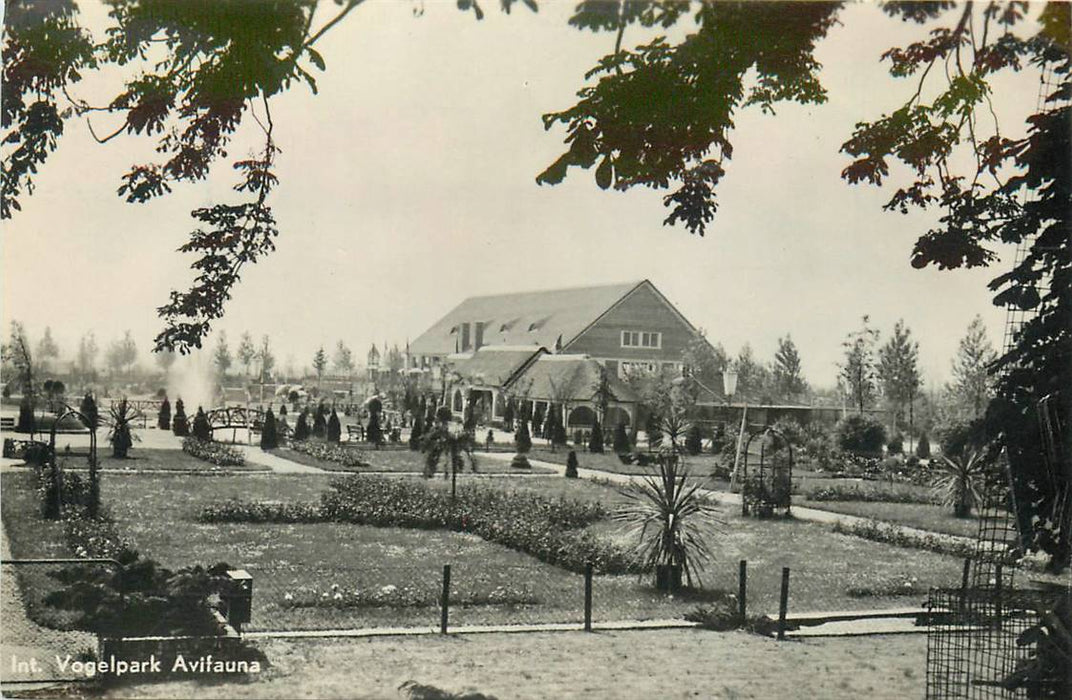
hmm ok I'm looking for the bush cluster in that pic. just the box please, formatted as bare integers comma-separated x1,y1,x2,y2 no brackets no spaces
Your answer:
289,440,369,468
182,437,246,467
835,414,887,455
201,476,635,575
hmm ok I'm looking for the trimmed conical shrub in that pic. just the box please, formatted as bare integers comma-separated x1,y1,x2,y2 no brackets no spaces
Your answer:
515,420,532,454
613,422,630,454
685,424,703,456
172,399,189,437
327,409,341,443
589,421,604,454
192,407,211,441
158,397,171,430
565,450,579,478
260,408,278,450
294,410,311,441
916,432,931,460
313,404,327,438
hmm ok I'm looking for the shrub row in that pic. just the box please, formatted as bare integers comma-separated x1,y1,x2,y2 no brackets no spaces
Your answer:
280,583,539,610
804,481,938,505
289,440,369,468
201,476,635,575
182,437,245,467
831,519,975,559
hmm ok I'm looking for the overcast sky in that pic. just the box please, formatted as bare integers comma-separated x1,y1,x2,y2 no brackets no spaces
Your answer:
1,1,1041,389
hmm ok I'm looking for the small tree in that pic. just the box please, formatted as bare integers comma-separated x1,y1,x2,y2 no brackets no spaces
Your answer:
409,416,424,451
158,397,171,430
172,398,189,437
887,432,904,454
327,408,341,443
565,450,579,478
916,432,931,460
613,422,631,454
260,408,278,450
589,421,604,454
294,410,311,441
16,396,34,433
685,424,703,456
192,407,211,441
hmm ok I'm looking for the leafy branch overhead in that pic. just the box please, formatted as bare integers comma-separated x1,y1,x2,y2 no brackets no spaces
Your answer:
537,1,843,235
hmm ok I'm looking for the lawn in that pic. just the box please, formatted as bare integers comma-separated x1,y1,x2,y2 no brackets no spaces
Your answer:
797,499,981,539
61,447,269,473
2,467,970,635
276,445,554,475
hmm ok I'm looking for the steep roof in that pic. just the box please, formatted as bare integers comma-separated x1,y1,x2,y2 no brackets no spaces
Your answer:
409,280,646,356
510,354,639,404
451,346,546,388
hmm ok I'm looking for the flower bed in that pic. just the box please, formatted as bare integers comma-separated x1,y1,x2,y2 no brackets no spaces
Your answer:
182,437,245,467
290,440,369,469
200,475,635,575
280,581,539,610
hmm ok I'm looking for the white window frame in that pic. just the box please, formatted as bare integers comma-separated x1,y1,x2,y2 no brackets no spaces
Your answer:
621,330,662,349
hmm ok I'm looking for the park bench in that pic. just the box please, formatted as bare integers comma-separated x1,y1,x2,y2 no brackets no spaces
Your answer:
0,416,15,431
346,423,364,442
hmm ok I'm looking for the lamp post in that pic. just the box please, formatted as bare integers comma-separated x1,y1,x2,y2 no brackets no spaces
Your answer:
723,369,748,495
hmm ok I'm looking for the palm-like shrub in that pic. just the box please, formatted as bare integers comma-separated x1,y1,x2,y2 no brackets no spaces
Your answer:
108,399,141,458
614,453,722,589
932,447,987,518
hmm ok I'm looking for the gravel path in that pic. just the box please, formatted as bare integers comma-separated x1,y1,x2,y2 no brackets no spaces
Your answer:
0,523,96,684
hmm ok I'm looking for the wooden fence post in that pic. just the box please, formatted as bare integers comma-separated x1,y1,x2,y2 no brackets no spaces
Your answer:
584,562,593,632
777,567,790,641
440,564,451,634
738,560,747,621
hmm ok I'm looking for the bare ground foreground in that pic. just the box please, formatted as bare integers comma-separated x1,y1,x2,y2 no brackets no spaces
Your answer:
22,630,929,700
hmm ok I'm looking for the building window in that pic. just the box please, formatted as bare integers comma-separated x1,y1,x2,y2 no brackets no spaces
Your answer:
621,330,661,349
618,361,659,378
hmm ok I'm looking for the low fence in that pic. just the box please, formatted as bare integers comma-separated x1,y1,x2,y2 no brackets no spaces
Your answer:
229,556,966,636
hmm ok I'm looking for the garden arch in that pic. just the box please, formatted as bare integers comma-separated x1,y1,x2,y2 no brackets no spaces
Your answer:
741,426,794,517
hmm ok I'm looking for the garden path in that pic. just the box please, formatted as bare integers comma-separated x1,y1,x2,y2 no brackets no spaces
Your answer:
0,522,97,685
480,452,977,552
232,445,329,474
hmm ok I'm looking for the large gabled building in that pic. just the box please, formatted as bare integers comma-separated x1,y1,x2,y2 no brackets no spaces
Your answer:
407,279,704,380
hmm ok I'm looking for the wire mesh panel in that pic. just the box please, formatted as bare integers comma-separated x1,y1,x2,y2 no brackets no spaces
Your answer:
925,587,1062,699
1,561,100,684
